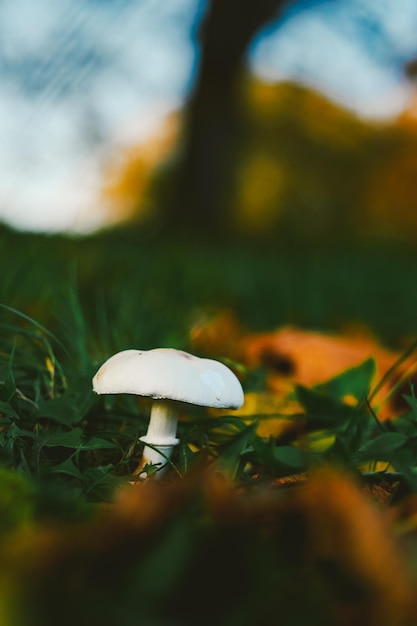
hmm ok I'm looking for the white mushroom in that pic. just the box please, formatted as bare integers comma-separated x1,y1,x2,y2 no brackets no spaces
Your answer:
92,348,244,477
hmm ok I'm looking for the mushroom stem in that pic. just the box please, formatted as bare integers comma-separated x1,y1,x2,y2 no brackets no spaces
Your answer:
144,400,179,441
137,400,180,477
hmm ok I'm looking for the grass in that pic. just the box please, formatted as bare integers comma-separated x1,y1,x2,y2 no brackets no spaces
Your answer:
1,222,417,624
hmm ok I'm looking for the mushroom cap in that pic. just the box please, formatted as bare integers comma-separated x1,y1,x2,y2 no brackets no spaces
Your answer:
92,348,244,409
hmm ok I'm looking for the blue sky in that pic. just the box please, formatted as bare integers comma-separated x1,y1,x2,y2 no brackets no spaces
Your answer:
1,0,417,233
252,0,417,116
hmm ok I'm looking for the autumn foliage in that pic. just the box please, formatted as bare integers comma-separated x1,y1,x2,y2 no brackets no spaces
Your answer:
2,468,416,626
99,78,417,242
190,309,416,426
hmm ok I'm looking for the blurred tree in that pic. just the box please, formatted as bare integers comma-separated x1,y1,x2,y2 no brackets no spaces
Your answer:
100,3,417,243
102,78,417,243
234,79,373,240
167,0,287,236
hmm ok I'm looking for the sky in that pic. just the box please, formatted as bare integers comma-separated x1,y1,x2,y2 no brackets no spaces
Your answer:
1,0,417,234
252,0,417,116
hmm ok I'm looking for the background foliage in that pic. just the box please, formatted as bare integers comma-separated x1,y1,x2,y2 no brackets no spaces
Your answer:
1,221,417,624
2,2,417,623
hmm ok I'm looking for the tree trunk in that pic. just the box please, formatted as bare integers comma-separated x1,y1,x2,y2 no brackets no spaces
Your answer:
169,0,286,237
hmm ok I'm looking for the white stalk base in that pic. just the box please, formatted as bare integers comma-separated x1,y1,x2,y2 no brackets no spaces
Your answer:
136,400,180,479
138,441,178,478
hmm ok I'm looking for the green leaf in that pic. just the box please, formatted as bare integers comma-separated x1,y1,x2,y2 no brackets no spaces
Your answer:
41,427,83,448
41,428,119,451
6,422,35,441
36,396,80,427
36,377,95,426
81,466,124,500
140,462,160,477
37,393,92,427
51,456,83,480
314,358,376,402
389,412,417,435
402,389,417,418
0,400,20,421
296,385,356,423
368,338,417,405
79,435,120,451
358,432,408,458
272,445,306,470
216,422,256,478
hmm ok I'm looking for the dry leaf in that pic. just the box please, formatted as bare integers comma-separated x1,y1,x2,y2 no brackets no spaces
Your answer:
190,310,416,420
